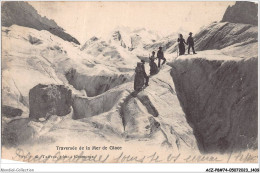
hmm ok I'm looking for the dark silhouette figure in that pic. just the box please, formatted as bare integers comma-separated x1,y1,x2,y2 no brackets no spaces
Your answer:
149,51,159,75
178,34,187,56
141,60,149,86
157,47,166,68
134,60,149,91
134,62,145,91
187,32,196,54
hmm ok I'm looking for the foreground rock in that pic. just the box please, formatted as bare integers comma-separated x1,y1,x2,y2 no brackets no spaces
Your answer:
2,105,23,118
169,54,258,153
29,84,72,120
2,118,32,147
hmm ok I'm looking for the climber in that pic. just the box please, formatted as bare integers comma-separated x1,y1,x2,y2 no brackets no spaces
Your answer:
187,32,197,54
134,62,144,91
149,51,159,75
141,60,149,86
178,34,187,55
134,60,149,91
157,47,166,68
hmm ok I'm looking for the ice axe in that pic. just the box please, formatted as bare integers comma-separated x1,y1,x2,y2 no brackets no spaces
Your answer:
173,43,179,61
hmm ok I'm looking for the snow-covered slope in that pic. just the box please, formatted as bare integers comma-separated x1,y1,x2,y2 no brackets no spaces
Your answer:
194,22,258,58
81,27,176,61
144,34,177,53
109,27,161,50
80,36,139,69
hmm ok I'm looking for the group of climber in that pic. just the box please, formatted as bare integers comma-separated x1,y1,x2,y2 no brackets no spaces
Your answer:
134,32,196,91
178,32,196,55
133,46,166,91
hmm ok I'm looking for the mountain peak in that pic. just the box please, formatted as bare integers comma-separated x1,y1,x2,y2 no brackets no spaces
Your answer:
221,1,258,25
1,1,80,45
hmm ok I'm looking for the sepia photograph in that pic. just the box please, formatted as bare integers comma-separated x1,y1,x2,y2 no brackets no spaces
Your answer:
1,0,259,172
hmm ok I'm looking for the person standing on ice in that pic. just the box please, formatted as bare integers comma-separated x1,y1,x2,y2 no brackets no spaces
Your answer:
149,51,159,75
157,47,166,68
141,60,149,86
187,32,197,54
134,60,149,91
178,34,187,55
134,62,144,91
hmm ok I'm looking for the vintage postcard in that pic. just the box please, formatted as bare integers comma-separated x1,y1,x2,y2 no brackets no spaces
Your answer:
1,0,258,167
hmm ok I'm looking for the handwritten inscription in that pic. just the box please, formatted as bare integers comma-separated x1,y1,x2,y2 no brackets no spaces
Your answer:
12,148,257,163
183,154,222,163
12,149,109,163
228,152,258,163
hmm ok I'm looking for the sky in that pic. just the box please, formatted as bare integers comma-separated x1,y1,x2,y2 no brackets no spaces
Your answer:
29,1,235,44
